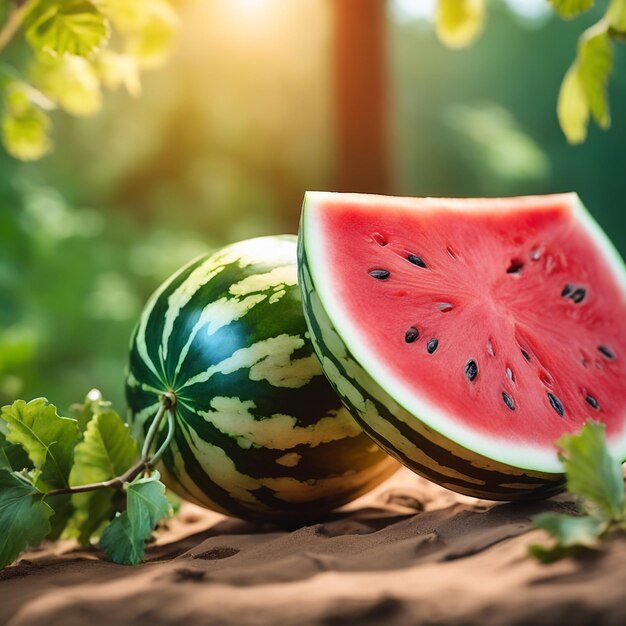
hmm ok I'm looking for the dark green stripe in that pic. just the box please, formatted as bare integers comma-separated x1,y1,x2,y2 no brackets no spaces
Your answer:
161,255,301,385
127,324,164,392
180,367,345,430
142,255,208,385
161,415,266,519
175,402,386,481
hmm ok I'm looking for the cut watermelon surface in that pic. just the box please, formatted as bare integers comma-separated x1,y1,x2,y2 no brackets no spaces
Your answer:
299,192,626,500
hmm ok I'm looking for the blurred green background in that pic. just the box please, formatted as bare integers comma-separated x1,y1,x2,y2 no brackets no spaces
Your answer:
1,0,625,412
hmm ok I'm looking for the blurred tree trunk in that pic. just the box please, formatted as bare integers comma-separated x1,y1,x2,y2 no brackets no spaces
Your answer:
331,0,390,194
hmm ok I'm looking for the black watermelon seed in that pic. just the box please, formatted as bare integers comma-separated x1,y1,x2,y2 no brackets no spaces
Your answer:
561,284,573,298
427,338,439,354
598,345,615,360
407,254,427,268
506,260,524,274
521,349,531,362
502,391,515,411
570,288,586,303
369,269,390,280
405,327,419,343
547,392,564,417
464,359,478,382
585,394,600,410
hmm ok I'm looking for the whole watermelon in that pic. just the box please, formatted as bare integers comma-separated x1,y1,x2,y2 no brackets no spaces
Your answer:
126,235,397,520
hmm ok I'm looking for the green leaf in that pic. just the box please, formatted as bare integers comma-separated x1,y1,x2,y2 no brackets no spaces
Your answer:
0,469,53,568
100,472,170,565
70,410,138,487
435,0,485,49
548,0,595,19
0,443,10,471
69,409,137,545
124,1,179,68
1,82,54,161
533,512,606,547
26,0,110,59
45,493,74,541
94,0,173,34
577,25,612,128
1,105,52,160
3,78,56,111
531,421,626,563
607,0,626,31
94,0,152,32
557,23,613,144
528,542,588,564
32,55,102,117
557,421,624,521
0,430,32,473
93,0,178,68
557,63,589,144
70,388,112,435
66,488,116,545
1,398,80,490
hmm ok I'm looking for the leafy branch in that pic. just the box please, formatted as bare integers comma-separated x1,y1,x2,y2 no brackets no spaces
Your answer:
530,421,626,562
47,391,175,496
0,391,175,568
435,0,626,144
0,0,179,160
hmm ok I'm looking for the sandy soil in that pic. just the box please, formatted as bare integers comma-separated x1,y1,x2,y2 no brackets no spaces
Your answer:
0,468,624,626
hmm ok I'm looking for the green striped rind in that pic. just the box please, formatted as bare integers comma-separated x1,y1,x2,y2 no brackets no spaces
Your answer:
126,236,397,521
297,237,565,501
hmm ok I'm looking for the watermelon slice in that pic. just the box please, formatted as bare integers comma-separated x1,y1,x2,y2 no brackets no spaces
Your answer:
298,192,626,500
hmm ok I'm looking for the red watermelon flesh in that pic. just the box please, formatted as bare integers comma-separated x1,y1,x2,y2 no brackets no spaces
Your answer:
302,192,626,473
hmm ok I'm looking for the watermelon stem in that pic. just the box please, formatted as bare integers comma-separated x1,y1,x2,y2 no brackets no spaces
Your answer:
140,391,175,462
46,392,177,497
147,405,175,468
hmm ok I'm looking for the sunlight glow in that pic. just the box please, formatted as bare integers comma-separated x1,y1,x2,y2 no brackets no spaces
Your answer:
222,0,270,23
211,0,282,37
